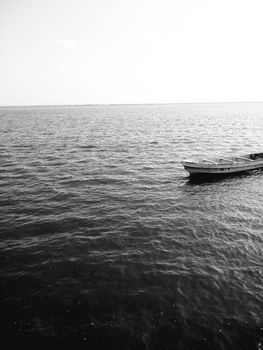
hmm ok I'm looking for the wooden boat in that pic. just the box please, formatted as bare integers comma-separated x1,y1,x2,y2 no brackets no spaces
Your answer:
182,152,263,178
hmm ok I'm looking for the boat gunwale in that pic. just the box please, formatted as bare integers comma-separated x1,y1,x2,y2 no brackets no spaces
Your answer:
182,153,263,170
182,159,263,170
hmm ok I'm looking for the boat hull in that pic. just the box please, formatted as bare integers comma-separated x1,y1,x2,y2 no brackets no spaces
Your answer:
186,168,263,179
182,156,263,178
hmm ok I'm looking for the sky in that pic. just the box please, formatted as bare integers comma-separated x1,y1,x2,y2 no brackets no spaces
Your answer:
1,0,263,106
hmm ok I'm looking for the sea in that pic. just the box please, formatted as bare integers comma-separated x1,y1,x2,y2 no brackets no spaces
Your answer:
0,103,263,349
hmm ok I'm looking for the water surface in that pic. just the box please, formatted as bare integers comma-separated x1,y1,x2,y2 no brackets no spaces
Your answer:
0,103,263,349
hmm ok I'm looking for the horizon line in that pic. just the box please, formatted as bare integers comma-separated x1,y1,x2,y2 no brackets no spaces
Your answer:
1,101,263,108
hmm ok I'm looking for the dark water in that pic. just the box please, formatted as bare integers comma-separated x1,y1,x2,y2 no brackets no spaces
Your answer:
0,103,263,349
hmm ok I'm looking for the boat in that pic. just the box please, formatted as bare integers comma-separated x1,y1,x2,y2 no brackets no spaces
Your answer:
182,152,263,178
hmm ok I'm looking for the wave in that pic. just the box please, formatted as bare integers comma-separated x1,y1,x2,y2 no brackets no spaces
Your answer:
78,145,97,150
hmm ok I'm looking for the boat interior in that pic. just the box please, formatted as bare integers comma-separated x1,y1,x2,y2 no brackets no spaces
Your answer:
200,153,263,165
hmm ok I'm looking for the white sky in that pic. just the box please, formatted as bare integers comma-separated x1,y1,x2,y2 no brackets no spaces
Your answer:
1,0,263,106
